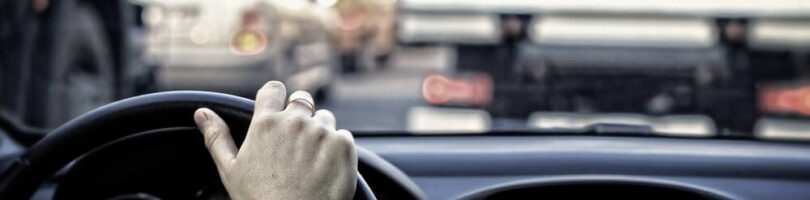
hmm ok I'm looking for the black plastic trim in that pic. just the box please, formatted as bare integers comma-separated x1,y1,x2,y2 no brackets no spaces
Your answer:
454,175,737,200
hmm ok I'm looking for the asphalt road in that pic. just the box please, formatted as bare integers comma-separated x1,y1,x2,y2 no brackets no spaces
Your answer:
320,46,451,131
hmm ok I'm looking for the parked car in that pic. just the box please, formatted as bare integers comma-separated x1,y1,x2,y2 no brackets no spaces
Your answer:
0,0,150,129
323,0,397,73
141,0,337,98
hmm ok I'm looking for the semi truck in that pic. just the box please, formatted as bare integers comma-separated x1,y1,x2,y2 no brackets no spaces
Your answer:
405,0,810,136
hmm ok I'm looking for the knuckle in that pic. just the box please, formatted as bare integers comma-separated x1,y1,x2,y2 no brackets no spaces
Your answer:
328,132,356,159
286,115,308,132
315,109,334,119
318,125,331,135
203,129,223,148
303,118,323,131
204,126,220,136
313,126,330,138
255,113,278,128
307,124,330,141
301,124,329,141
331,131,355,149
315,132,354,160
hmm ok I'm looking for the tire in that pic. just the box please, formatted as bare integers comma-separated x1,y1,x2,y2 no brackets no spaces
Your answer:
39,4,115,128
374,51,392,70
341,51,359,73
314,84,331,102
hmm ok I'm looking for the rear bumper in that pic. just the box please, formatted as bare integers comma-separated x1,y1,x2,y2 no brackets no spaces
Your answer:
397,13,501,44
527,112,716,137
158,62,333,97
516,44,728,78
152,46,281,95
157,59,277,97
146,46,273,68
447,43,756,131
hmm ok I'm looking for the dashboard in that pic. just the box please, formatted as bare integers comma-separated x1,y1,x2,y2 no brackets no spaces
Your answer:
5,130,810,199
355,135,810,199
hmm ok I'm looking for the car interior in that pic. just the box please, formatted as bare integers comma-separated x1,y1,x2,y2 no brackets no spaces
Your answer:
3,0,810,200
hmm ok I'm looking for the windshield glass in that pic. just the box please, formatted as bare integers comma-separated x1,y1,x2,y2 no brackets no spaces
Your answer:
3,0,810,139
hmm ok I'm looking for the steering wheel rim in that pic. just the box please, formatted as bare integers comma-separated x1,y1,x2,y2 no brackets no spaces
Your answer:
0,91,376,199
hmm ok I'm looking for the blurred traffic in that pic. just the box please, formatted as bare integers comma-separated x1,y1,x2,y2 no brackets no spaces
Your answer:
139,0,336,97
3,0,810,141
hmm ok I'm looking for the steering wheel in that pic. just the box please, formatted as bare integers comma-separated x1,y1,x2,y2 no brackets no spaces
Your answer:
0,91,376,199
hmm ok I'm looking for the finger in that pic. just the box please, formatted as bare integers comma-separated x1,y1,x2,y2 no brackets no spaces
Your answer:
313,109,336,129
336,129,358,162
320,129,356,163
255,81,287,115
336,129,356,145
285,90,315,117
194,108,238,168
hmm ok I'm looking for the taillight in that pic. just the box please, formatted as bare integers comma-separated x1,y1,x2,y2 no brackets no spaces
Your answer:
230,10,268,55
422,74,493,106
230,29,267,55
761,85,810,116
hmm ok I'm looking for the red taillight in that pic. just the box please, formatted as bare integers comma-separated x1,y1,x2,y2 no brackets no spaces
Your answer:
761,85,810,116
231,10,268,55
422,74,493,106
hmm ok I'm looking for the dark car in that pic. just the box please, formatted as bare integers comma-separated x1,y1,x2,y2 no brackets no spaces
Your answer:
140,0,337,99
0,0,152,129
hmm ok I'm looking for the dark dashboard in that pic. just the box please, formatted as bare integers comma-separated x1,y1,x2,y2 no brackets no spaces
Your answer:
4,132,810,199
355,135,810,199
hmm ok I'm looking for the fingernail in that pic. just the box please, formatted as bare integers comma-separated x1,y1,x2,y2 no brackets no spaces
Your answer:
194,109,210,125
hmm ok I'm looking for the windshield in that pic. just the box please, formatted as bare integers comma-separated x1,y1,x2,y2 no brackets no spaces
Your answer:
3,0,810,140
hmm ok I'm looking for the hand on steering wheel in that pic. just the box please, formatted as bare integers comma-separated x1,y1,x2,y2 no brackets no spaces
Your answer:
194,81,357,200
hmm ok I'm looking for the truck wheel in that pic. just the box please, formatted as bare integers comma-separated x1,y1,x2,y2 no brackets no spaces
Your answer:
314,84,331,102
43,4,114,128
375,52,392,70
341,51,359,73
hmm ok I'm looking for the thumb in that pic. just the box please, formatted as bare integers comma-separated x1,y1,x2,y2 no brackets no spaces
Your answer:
194,108,238,169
